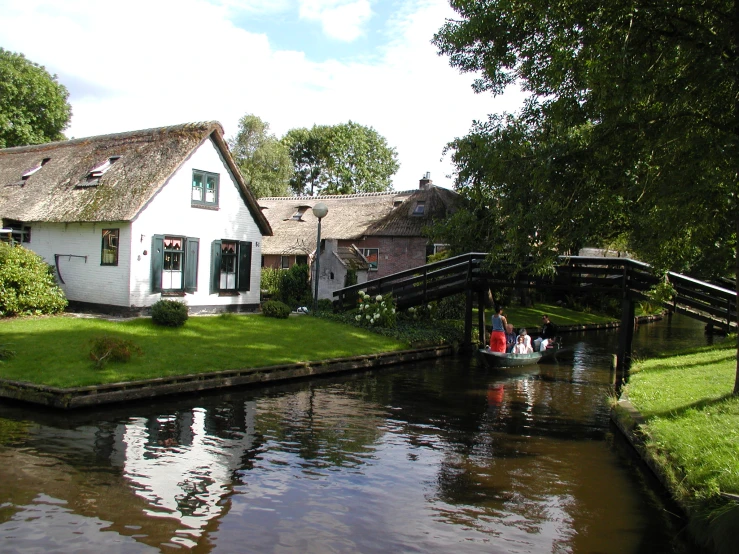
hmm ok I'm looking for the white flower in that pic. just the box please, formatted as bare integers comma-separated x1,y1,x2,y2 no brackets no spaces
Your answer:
376,295,382,302
392,308,396,314
428,304,432,310
366,315,371,320
355,315,361,321
409,307,415,313
381,302,385,307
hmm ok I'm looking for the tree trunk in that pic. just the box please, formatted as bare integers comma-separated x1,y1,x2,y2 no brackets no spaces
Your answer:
734,217,739,394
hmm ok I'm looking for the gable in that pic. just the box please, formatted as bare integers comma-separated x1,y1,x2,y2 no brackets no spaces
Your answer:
0,122,272,235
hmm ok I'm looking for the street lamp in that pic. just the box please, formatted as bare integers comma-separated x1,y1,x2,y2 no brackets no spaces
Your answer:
312,202,328,314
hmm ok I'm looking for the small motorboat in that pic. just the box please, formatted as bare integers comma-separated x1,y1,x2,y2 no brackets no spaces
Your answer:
477,341,569,369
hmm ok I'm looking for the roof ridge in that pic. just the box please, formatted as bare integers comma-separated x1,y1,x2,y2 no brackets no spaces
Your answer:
261,189,417,201
0,121,223,154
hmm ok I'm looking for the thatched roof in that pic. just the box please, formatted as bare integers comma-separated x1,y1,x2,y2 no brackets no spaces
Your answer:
259,185,459,255
365,185,460,236
0,122,272,234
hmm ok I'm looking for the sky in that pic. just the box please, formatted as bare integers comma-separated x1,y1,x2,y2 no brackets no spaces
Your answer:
0,0,526,191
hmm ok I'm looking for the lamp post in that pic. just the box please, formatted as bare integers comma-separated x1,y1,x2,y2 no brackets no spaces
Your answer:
312,202,328,314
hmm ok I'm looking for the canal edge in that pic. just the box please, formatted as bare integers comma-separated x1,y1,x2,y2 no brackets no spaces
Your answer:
0,345,455,410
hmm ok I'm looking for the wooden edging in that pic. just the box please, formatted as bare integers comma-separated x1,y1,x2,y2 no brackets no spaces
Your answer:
0,345,454,410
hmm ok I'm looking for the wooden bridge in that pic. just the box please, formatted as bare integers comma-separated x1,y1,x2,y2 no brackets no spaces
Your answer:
333,253,737,369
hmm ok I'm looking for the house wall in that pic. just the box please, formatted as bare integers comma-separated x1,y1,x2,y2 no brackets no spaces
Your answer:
129,138,263,312
370,236,429,279
22,222,132,307
315,240,368,301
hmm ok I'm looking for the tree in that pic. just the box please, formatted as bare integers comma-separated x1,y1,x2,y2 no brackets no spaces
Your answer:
433,0,739,392
283,122,399,196
228,114,292,198
0,48,72,148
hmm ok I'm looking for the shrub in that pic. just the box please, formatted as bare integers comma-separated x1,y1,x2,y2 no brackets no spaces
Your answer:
262,299,291,318
261,267,282,298
315,298,334,313
402,302,437,322
280,263,311,309
354,291,396,328
151,299,189,327
436,293,465,319
0,243,67,316
88,335,142,369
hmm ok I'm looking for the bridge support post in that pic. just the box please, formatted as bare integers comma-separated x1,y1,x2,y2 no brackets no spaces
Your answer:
478,290,486,347
464,288,473,353
617,297,636,374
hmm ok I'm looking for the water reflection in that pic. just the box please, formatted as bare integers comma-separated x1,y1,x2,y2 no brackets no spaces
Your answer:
0,315,714,553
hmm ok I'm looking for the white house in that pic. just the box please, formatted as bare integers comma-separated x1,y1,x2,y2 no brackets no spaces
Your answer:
0,122,272,314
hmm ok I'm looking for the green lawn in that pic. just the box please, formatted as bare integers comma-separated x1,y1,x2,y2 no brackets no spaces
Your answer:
477,302,617,330
0,314,408,388
625,343,739,497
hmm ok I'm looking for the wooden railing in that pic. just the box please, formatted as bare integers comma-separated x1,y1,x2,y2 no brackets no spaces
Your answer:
333,254,737,332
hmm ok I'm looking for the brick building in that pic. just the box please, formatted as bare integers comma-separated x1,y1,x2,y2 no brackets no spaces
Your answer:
259,174,459,299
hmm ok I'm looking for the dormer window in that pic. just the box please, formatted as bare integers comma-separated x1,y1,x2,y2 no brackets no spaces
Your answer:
79,156,121,187
88,156,121,178
291,206,310,220
22,158,51,180
413,201,425,216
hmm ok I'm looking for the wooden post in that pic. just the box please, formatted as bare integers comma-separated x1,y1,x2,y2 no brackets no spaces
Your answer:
478,289,486,347
464,287,473,354
617,297,636,373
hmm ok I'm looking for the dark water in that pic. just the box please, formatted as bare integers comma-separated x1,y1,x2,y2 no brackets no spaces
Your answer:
0,315,722,553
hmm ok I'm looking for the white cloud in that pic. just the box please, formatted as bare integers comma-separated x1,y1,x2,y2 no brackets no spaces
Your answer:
0,0,526,190
298,0,373,42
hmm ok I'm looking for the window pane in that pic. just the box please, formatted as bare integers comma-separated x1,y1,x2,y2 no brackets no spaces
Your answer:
102,228,119,265
205,175,217,203
192,173,204,201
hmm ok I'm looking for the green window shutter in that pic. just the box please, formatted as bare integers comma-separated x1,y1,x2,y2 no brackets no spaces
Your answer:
151,235,164,292
184,237,199,293
237,241,252,292
210,240,222,294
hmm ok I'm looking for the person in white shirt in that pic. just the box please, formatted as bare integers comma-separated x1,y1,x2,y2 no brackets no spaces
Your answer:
512,335,533,354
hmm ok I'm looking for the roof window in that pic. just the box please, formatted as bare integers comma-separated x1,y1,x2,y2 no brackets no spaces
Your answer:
291,206,310,221
88,156,121,178
413,201,425,216
22,158,51,180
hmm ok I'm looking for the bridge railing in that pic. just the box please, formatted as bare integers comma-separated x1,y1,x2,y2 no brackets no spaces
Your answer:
332,252,736,331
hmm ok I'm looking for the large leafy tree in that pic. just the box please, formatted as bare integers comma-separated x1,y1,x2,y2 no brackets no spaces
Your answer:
433,0,739,392
0,48,72,148
283,121,399,196
228,114,292,198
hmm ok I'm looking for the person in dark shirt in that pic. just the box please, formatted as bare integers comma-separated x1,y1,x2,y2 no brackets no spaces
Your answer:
541,315,556,339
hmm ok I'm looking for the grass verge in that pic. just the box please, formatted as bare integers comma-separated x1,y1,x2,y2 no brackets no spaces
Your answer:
477,302,618,330
0,313,408,388
624,340,739,554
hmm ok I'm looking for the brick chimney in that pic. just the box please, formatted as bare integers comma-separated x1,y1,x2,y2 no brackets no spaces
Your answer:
419,171,432,190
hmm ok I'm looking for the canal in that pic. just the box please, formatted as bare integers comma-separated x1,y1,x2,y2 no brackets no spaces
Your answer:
0,314,722,553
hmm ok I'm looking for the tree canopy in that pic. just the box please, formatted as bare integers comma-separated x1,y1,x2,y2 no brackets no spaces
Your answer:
0,48,72,148
433,0,739,391
433,0,737,276
283,121,399,196
228,114,292,198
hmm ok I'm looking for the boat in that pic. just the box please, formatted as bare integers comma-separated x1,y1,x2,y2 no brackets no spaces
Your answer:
477,342,569,369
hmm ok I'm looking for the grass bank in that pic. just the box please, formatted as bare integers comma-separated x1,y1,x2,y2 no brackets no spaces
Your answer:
623,341,739,554
0,314,407,388
495,302,617,329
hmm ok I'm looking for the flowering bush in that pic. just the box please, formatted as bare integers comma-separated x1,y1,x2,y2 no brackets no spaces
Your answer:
404,302,437,321
354,291,396,328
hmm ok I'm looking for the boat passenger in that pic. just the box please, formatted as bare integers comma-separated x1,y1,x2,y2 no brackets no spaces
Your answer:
505,324,517,353
519,328,532,350
489,307,508,353
540,337,557,352
512,335,533,354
